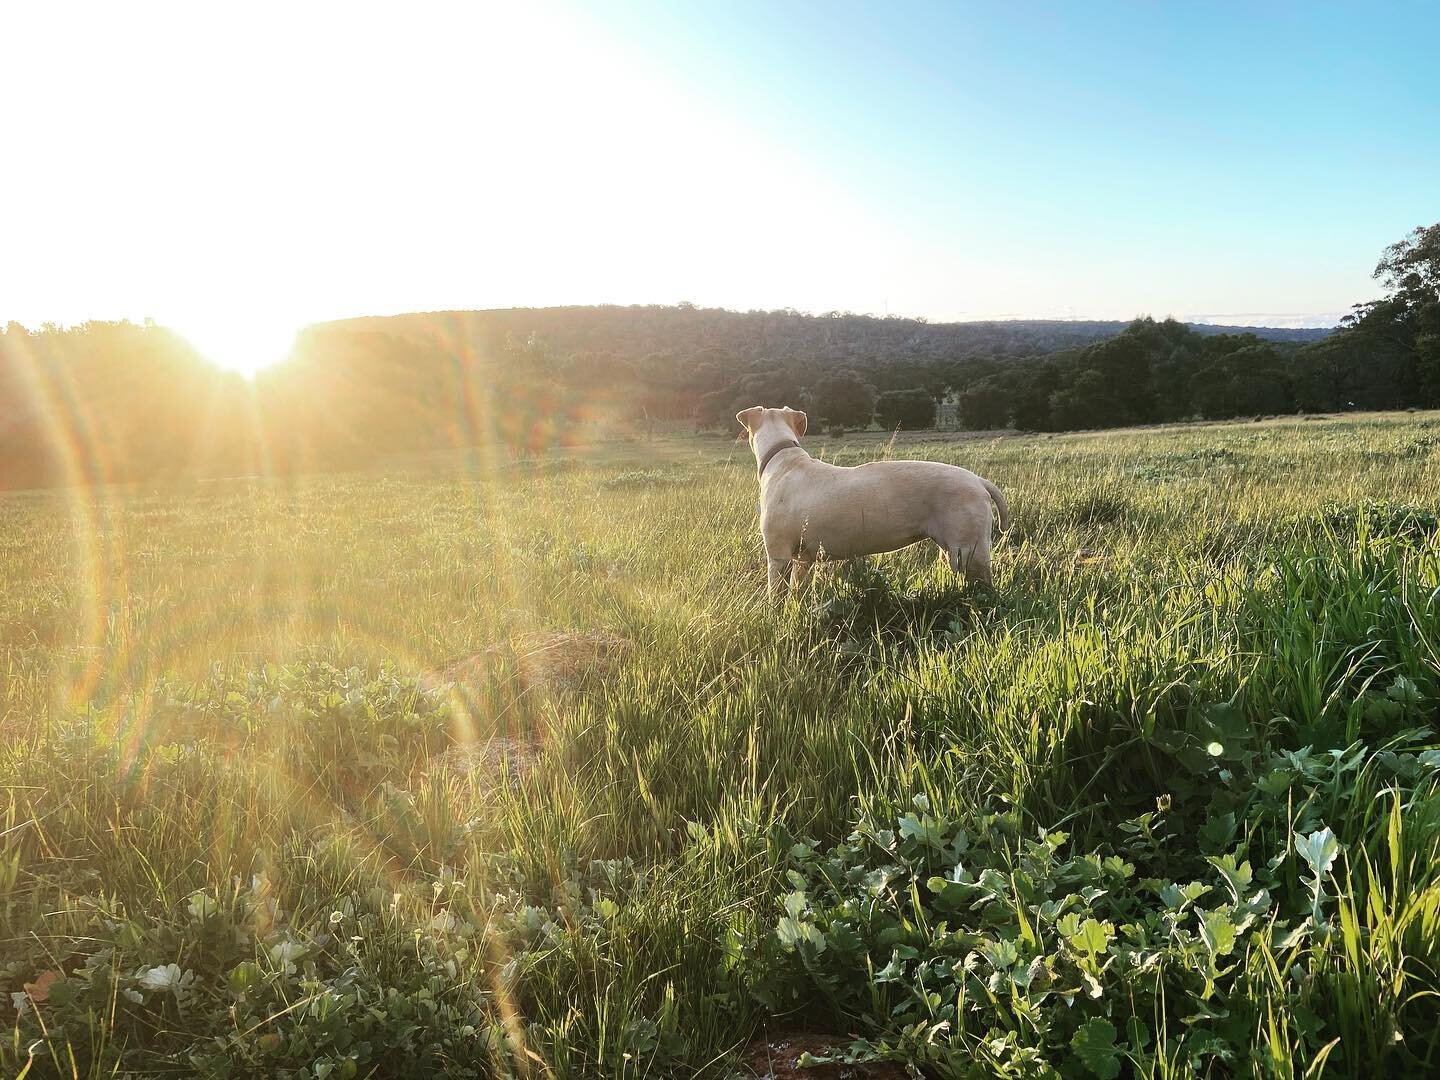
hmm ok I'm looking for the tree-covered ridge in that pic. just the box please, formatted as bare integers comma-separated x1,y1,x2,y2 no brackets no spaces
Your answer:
4,224,1438,488
331,305,1327,367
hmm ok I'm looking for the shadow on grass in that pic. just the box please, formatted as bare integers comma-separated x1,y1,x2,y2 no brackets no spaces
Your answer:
802,558,1007,652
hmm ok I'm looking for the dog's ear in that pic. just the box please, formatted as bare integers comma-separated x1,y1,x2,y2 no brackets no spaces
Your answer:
783,408,807,438
735,406,764,433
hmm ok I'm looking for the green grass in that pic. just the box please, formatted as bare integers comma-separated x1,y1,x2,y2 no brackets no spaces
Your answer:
3,411,1440,1077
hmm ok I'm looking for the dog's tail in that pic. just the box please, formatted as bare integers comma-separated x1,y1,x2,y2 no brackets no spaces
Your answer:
982,478,1010,532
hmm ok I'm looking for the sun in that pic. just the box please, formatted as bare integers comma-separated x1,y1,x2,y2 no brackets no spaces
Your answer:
174,316,300,377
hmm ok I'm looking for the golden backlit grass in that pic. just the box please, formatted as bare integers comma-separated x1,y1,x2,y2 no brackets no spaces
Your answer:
3,412,1440,1077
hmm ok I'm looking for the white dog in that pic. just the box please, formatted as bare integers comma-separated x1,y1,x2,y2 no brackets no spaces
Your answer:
737,405,1009,591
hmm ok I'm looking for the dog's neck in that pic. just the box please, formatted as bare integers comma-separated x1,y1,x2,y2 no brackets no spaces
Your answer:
752,428,806,480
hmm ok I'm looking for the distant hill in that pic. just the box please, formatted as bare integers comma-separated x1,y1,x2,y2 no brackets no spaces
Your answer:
0,306,1350,491
1181,321,1332,342
325,305,1330,367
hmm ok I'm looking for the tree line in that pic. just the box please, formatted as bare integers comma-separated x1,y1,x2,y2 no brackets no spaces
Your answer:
954,225,1439,431
1,224,1434,488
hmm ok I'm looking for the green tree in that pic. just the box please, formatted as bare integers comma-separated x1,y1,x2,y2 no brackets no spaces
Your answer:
808,372,875,431
1345,223,1440,405
1190,344,1291,418
1082,328,1155,424
956,377,1011,429
1048,369,1129,430
1011,363,1063,430
696,388,740,431
1375,223,1440,298
874,388,936,430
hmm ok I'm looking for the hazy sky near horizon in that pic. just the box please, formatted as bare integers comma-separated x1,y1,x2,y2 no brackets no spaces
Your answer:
3,0,1437,368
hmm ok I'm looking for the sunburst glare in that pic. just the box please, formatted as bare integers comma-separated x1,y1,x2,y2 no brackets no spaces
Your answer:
175,316,299,377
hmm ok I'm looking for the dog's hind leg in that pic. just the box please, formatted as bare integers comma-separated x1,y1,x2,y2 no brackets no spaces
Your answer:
956,545,992,587
766,555,792,594
790,559,815,590
942,525,993,587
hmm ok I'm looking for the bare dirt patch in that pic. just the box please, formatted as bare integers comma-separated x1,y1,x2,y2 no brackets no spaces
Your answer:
424,630,635,696
428,737,538,776
508,630,635,690
739,1031,908,1079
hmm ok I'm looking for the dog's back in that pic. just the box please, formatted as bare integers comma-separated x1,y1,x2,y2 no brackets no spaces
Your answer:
763,457,999,562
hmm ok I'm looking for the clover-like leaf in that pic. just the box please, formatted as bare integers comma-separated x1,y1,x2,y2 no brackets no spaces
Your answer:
984,937,1020,969
1125,1014,1151,1050
874,952,906,982
926,875,970,912
777,917,826,953
1365,696,1405,724
226,961,263,997
1207,853,1254,903
1158,880,1211,910
1202,701,1250,741
1198,907,1238,957
898,813,926,842
1198,812,1237,852
1295,827,1340,881
1072,1017,1121,1079
186,891,219,921
1068,918,1114,957
1386,675,1422,706
776,916,803,949
862,868,894,895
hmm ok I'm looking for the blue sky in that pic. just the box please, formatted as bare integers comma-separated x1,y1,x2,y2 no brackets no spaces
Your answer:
571,0,1439,327
1,0,1436,366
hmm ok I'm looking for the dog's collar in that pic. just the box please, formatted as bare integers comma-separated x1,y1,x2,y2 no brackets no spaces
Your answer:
757,439,803,479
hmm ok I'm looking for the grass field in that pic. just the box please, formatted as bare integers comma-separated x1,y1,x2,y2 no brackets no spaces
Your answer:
4,411,1440,1078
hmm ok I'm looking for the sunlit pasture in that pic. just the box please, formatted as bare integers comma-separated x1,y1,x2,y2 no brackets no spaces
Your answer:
4,412,1440,1077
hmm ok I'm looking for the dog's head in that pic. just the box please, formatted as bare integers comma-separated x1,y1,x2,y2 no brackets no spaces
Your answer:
735,405,807,441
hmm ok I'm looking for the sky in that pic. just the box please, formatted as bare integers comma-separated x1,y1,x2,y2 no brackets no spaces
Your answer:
2,0,1437,371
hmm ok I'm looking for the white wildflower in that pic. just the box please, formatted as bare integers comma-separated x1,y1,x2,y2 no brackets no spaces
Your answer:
139,963,195,998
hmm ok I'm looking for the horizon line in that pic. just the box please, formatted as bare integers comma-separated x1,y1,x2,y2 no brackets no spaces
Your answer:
3,303,1342,336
